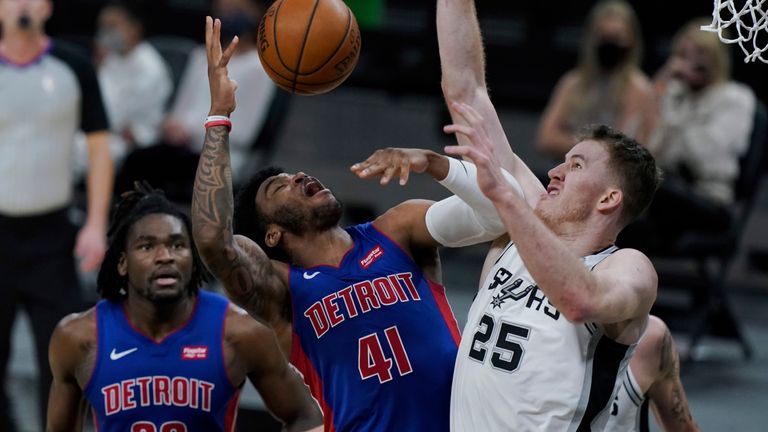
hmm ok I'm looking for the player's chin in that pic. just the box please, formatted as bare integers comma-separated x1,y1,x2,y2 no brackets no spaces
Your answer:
147,283,187,302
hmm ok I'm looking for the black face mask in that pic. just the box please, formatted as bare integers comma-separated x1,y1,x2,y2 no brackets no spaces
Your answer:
17,14,32,29
220,13,257,41
596,41,631,71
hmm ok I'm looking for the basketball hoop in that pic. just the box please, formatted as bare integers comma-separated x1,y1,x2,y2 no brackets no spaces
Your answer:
701,0,768,63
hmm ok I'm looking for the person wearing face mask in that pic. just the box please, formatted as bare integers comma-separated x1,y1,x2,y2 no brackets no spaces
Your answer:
537,0,657,160
140,0,275,195
0,0,112,429
618,19,756,252
92,1,172,165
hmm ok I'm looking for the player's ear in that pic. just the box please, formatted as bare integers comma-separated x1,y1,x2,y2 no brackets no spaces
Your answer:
265,224,283,248
117,252,128,277
597,188,622,214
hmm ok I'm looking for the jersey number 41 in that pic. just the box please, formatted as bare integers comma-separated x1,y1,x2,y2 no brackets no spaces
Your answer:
358,325,413,383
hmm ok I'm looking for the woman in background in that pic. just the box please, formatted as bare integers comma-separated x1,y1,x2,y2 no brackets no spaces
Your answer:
537,0,656,159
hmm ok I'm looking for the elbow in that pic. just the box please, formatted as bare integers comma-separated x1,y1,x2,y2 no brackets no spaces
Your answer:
558,294,595,324
193,226,232,259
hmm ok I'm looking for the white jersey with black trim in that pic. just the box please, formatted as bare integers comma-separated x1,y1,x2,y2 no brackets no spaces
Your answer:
605,366,649,432
450,243,635,432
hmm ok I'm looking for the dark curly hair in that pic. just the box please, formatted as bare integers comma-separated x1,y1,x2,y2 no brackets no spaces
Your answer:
97,182,210,302
233,166,291,262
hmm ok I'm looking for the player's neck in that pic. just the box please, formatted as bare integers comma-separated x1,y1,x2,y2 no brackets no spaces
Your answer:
287,226,354,268
0,31,48,63
124,294,196,342
554,220,616,257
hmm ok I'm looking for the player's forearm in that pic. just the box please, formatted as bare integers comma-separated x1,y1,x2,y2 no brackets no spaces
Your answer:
192,125,237,256
490,191,598,322
84,131,113,229
437,0,485,101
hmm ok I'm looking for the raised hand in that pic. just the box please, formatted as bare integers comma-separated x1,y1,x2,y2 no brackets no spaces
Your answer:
351,148,434,186
206,16,239,116
443,102,512,203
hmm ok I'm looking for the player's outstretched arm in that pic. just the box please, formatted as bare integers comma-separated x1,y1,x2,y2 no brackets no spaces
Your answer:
230,310,323,432
192,17,290,333
445,103,656,331
645,318,700,432
352,143,522,249
46,313,92,432
437,0,545,204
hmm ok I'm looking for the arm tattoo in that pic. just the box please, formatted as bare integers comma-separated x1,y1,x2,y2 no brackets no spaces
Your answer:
192,127,283,319
191,127,249,289
669,387,693,424
192,126,234,239
659,327,675,377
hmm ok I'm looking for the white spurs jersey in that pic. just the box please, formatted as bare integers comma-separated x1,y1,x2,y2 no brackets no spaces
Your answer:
450,243,635,432
605,367,649,432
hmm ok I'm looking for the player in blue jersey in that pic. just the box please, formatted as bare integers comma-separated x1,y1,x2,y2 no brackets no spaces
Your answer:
191,17,518,432
46,182,322,432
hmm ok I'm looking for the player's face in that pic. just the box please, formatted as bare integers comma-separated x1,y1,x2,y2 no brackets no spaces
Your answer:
535,140,615,230
0,0,51,33
256,171,342,235
119,214,194,303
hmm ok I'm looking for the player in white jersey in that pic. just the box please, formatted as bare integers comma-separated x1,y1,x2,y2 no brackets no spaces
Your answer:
353,0,662,429
606,316,699,432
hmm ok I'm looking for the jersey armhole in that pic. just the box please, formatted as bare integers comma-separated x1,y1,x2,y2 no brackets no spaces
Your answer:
82,305,101,394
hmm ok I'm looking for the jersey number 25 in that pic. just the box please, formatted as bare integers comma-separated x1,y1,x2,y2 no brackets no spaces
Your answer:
469,313,530,372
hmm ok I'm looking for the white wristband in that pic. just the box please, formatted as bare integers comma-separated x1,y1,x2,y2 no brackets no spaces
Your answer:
205,115,231,122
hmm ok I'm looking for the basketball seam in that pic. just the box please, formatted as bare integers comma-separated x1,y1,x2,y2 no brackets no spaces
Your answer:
271,0,296,74
260,56,351,87
297,6,352,75
292,0,322,93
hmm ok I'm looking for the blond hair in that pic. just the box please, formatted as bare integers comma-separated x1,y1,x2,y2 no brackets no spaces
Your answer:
672,18,731,84
567,0,643,118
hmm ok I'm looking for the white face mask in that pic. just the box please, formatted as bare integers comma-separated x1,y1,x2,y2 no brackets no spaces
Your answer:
97,28,127,54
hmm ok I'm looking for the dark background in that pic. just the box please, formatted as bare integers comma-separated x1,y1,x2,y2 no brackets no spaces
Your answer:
47,0,768,108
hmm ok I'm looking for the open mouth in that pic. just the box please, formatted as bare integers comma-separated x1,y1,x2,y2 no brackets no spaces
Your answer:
152,270,181,287
303,178,326,197
546,185,560,196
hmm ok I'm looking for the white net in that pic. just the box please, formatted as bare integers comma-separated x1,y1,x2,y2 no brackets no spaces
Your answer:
701,0,768,63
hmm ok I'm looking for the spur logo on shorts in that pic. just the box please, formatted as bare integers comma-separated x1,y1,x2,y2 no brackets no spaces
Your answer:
359,245,384,269
181,346,208,360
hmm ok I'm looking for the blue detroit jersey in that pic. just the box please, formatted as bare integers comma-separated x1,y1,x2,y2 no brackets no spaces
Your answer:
84,290,241,431
289,222,460,432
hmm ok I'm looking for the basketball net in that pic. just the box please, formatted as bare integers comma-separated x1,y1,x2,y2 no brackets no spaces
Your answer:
701,0,768,63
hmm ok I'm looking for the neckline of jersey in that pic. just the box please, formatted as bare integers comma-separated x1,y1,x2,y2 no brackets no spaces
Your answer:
0,38,52,68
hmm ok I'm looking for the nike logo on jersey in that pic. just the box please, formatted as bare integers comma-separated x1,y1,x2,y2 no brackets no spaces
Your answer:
303,271,320,280
110,347,138,360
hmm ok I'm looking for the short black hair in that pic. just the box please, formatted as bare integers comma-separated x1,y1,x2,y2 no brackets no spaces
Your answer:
578,125,662,226
234,166,290,262
103,1,146,26
97,182,210,302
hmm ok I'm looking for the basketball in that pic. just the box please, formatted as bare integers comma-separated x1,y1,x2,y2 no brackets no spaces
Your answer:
256,0,361,95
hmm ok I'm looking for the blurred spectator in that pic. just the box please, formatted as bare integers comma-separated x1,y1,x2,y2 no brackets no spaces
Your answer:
118,0,275,201
162,0,275,178
537,0,656,159
0,0,113,429
93,1,173,164
619,18,756,252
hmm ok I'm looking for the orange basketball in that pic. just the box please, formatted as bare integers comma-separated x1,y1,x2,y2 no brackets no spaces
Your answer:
256,0,361,95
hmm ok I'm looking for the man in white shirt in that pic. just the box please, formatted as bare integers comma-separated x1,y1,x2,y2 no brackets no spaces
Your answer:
94,1,172,163
163,0,275,179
